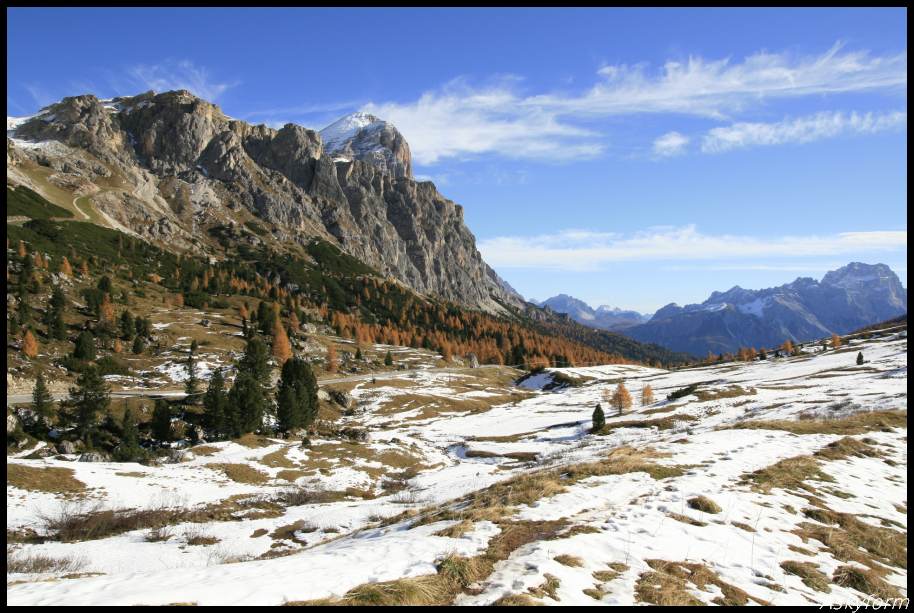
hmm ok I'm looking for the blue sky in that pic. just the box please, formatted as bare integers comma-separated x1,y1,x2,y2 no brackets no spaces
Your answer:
7,8,907,312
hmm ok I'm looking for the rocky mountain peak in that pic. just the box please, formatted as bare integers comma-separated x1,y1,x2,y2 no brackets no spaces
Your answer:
821,262,900,290
7,89,521,314
539,295,650,330
319,111,412,179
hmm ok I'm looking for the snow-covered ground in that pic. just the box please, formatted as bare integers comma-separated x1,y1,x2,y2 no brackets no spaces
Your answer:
7,331,907,605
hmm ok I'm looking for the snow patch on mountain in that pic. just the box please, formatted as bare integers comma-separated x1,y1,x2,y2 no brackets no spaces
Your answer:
319,112,381,153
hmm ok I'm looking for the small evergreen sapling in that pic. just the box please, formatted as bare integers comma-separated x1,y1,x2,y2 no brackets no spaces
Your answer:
591,404,605,433
32,372,55,427
67,366,110,445
203,369,228,439
152,399,172,442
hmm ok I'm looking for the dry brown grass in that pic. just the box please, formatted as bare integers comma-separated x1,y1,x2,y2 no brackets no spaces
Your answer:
641,405,677,415
596,414,697,434
433,446,684,525
528,573,561,600
233,433,276,448
270,520,315,544
433,520,474,539
780,560,831,593
260,447,298,469
286,519,567,606
741,455,834,494
464,449,538,463
793,506,906,571
7,464,86,494
730,410,906,435
554,554,583,567
144,525,174,542
742,436,887,498
815,437,882,461
694,385,756,401
41,502,183,543
582,587,605,600
552,525,601,539
668,512,707,527
592,563,628,583
189,445,220,456
636,560,769,606
206,463,270,485
6,547,85,574
184,525,220,546
268,440,429,483
491,593,543,606
276,469,309,482
832,565,903,599
339,574,453,605
731,521,756,532
687,495,722,514
39,492,298,543
635,564,703,606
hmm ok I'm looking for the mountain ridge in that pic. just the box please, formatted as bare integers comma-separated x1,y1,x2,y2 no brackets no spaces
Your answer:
536,294,651,330
625,262,907,355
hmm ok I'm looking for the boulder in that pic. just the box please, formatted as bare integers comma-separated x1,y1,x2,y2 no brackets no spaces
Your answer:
24,445,56,459
339,427,370,443
163,448,194,463
328,389,353,409
78,451,110,462
56,440,79,454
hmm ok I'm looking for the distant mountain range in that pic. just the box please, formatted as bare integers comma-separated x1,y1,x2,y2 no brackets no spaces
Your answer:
624,262,907,356
534,295,652,331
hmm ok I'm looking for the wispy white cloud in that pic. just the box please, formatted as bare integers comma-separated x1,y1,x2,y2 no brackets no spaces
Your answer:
478,225,907,271
652,131,689,157
363,76,603,165
127,60,239,101
701,110,907,153
360,43,905,165
533,42,906,119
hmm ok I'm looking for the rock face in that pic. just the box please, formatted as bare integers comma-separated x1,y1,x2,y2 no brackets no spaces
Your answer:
537,294,650,331
625,263,908,355
7,91,522,313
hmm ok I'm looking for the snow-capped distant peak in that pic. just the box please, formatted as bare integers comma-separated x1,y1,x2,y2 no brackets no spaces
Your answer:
319,112,384,153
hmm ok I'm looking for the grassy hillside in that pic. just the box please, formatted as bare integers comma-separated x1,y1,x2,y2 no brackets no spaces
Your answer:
7,186,74,220
7,187,693,371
